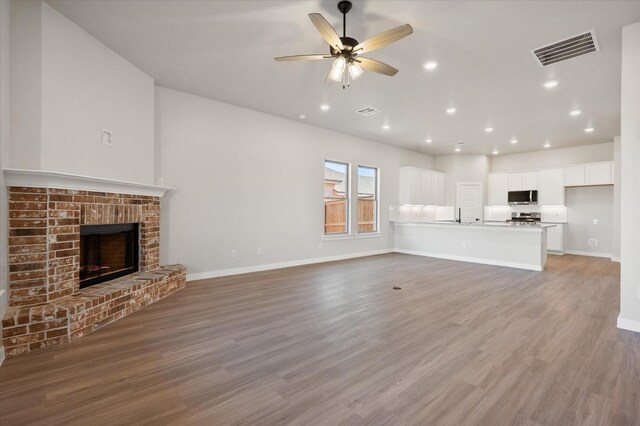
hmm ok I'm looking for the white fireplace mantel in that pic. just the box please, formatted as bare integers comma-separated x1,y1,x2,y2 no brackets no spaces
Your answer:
3,169,174,197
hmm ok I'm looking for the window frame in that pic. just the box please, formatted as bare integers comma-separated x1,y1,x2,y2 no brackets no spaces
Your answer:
323,159,351,236
356,164,380,234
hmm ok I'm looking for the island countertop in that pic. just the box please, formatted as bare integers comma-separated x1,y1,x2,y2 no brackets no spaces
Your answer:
392,221,556,232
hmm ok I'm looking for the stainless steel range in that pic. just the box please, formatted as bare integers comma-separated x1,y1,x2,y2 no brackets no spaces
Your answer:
506,212,541,226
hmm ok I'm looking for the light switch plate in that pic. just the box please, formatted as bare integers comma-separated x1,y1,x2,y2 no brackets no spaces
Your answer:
101,129,112,145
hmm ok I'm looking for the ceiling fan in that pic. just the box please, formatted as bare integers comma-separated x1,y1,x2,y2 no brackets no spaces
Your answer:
275,1,413,88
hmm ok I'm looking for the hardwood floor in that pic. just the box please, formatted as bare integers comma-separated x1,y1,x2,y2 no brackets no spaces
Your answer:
1,253,639,425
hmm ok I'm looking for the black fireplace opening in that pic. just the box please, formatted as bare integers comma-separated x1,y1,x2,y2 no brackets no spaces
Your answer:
80,223,139,289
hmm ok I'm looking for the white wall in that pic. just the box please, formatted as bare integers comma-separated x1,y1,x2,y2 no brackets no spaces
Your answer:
491,142,614,173
1,0,11,356
9,1,155,184
619,21,640,332
435,154,490,207
565,186,613,256
9,0,40,170
156,87,434,277
612,136,621,260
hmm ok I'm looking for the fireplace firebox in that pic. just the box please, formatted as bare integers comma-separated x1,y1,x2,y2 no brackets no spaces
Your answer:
80,223,139,289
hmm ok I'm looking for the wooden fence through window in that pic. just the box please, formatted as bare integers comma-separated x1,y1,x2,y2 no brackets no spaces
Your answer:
324,199,375,233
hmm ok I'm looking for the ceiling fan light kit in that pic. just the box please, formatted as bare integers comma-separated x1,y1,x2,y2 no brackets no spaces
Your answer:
275,0,413,89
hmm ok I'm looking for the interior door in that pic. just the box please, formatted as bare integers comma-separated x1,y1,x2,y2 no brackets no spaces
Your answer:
457,183,483,223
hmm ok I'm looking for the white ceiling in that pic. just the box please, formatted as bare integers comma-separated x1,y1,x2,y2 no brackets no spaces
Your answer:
47,0,640,156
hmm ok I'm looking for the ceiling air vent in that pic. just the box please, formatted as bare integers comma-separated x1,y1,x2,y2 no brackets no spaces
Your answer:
356,107,380,116
531,30,599,67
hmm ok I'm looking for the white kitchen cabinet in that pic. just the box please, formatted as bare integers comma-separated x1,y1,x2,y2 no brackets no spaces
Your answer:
564,166,586,186
399,167,446,206
523,172,539,190
508,173,523,191
419,170,432,205
538,169,565,206
488,173,509,206
546,224,565,253
586,162,614,185
437,173,446,206
564,162,614,187
429,172,438,205
399,167,421,205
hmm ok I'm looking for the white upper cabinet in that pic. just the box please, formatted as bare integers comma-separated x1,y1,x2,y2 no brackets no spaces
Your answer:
420,169,432,205
437,173,446,206
564,161,613,187
399,167,421,205
564,165,586,186
399,167,446,206
508,171,538,191
586,162,614,185
523,172,539,190
538,169,565,206
488,173,509,206
508,173,523,191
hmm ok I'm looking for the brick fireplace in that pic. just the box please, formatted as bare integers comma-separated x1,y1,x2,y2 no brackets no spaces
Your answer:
2,173,186,358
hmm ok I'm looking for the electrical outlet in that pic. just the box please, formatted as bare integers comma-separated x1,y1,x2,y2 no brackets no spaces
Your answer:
157,178,164,186
101,129,112,145
588,239,598,247
231,249,237,258
593,219,598,225
257,248,262,255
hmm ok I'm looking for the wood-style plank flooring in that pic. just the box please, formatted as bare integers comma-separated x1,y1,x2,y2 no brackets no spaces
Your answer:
1,253,639,425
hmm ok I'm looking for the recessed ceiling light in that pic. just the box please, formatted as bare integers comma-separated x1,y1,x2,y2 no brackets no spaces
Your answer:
425,138,432,144
569,109,581,116
492,149,499,155
485,127,494,133
454,147,461,152
544,80,558,89
585,127,594,133
510,138,518,144
382,124,390,130
320,104,330,111
423,60,438,70
298,114,306,120
544,142,551,148
446,107,456,114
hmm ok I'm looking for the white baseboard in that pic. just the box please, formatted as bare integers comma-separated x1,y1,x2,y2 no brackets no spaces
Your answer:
0,346,5,367
187,249,394,281
611,256,621,263
394,249,542,271
565,250,613,259
617,316,640,333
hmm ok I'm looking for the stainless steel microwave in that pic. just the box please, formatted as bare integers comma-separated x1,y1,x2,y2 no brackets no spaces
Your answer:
508,190,538,205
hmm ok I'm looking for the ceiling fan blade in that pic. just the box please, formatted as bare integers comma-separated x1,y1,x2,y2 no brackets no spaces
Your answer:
357,57,399,76
309,13,344,51
275,54,333,61
353,24,413,54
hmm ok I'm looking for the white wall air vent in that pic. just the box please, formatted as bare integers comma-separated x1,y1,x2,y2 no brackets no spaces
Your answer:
356,107,380,116
531,30,599,67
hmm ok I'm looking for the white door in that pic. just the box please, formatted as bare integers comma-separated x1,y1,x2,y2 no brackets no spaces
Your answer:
457,183,483,223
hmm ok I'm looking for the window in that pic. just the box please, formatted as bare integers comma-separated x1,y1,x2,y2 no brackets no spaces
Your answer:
324,160,349,234
357,165,378,233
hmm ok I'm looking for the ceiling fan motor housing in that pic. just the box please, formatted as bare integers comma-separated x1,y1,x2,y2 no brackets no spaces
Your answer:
330,36,359,56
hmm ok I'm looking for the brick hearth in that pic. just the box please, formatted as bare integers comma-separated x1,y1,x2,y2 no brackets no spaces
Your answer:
2,186,186,357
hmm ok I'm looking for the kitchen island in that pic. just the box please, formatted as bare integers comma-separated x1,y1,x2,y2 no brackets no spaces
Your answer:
393,222,554,271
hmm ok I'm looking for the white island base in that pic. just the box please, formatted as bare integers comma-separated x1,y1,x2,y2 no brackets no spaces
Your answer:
394,222,550,271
